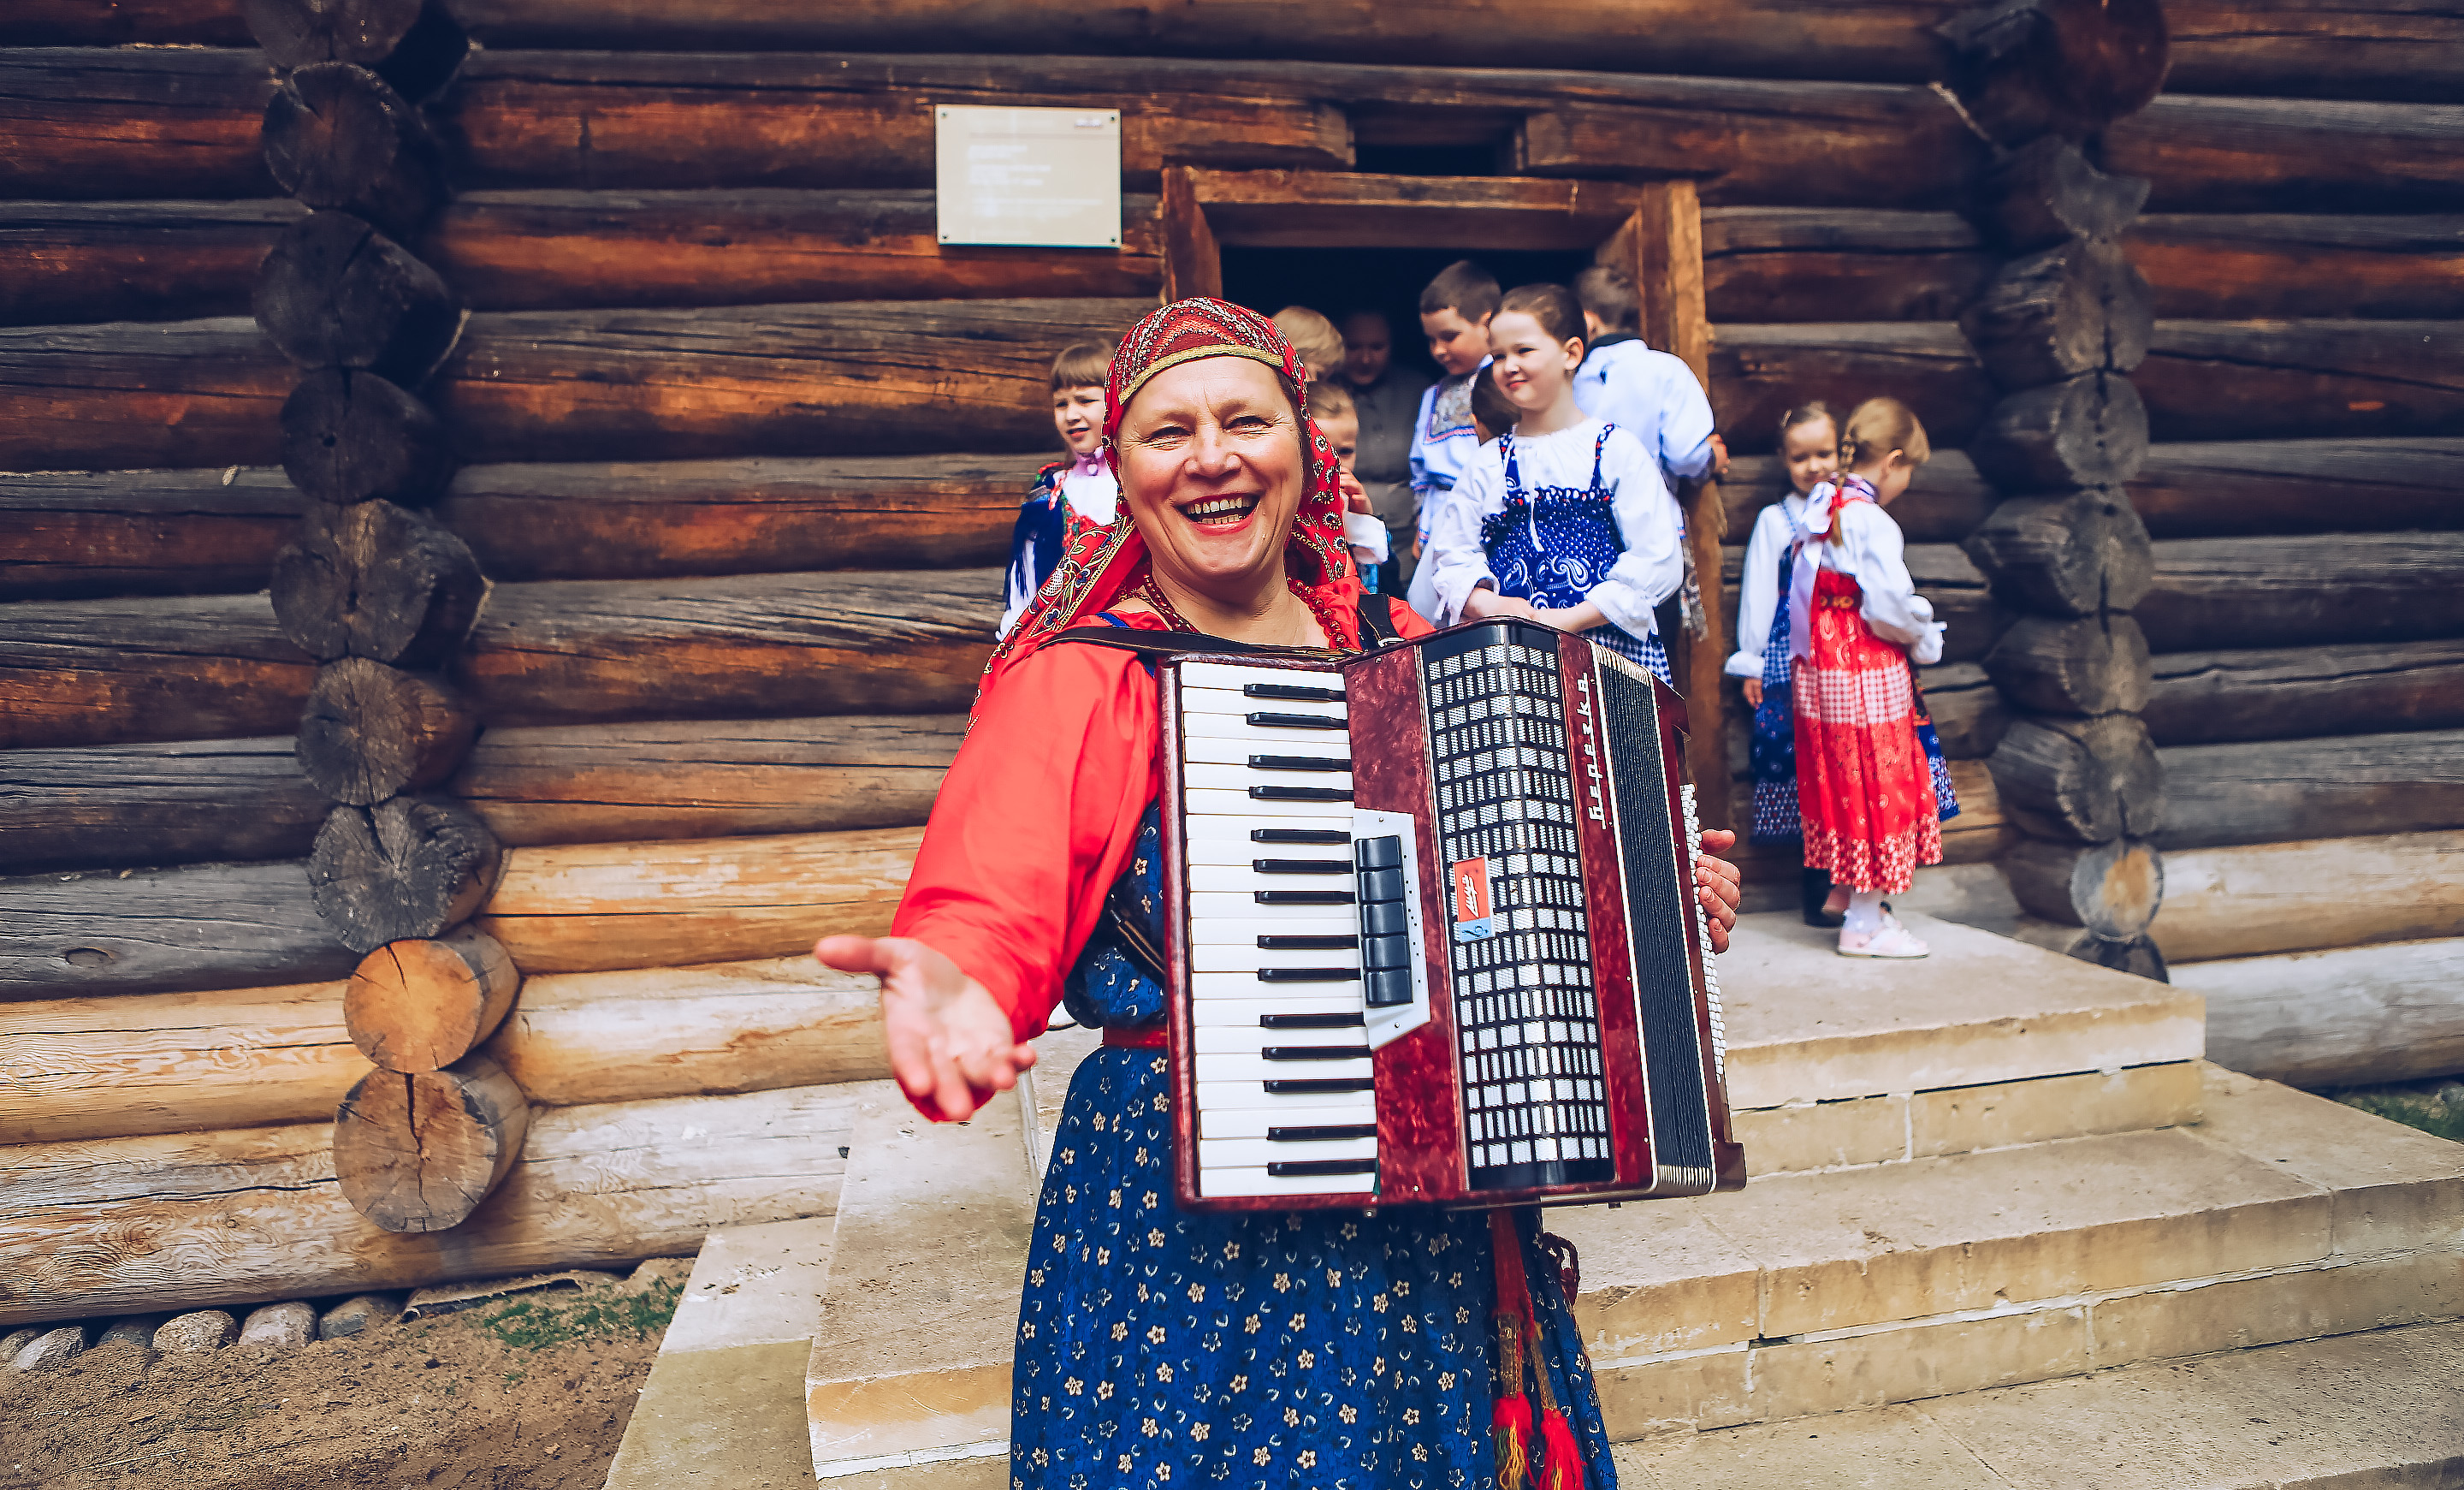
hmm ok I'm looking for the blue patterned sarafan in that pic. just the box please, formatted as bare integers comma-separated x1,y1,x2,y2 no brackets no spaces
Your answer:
1013,806,1617,1489
1478,425,1669,686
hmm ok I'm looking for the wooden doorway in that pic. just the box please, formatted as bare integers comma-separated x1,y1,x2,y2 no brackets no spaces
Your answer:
1161,168,1733,832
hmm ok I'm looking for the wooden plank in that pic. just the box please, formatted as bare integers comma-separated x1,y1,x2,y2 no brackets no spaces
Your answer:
0,736,326,874
0,591,311,750
0,316,288,472
431,454,1024,582
2150,831,2464,963
0,979,356,1146
1702,208,1993,323
431,298,1152,462
1709,323,1992,455
2133,320,2464,442
1720,448,1992,543
2144,639,2464,747
3,2,251,46
0,466,304,603
0,1083,871,1327
1186,168,1644,249
453,714,964,846
424,188,1164,312
2180,938,2464,1090
2130,215,2464,321
2127,438,2463,538
485,956,893,1105
2107,95,2464,213
2158,731,2464,852
0,199,305,328
477,828,923,975
434,50,1352,192
457,568,1001,727
438,0,1968,80
2137,532,2464,652
0,47,276,201
0,859,354,1000
2163,2,2464,105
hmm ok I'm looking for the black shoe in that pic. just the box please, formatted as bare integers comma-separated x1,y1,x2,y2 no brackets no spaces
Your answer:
1802,867,1844,929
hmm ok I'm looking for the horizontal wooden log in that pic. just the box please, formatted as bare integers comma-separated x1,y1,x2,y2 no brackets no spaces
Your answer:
2134,319,2464,442
2005,835,2163,940
1721,543,2004,667
0,47,275,201
2158,731,2464,852
2181,938,2464,1091
455,568,1001,725
1719,449,1993,543
2145,639,2464,747
1916,662,2009,760
424,187,1164,311
0,978,356,1147
0,591,311,750
0,317,288,472
431,454,1022,581
1709,323,1991,455
2163,3,2464,105
0,1081,868,1327
2138,532,2464,653
2127,438,2463,538
0,200,305,328
433,298,1150,462
453,714,964,846
2130,215,2464,322
1701,208,1992,324
2151,830,2464,963
484,955,891,1105
433,51,1352,192
2108,94,2464,214
477,827,921,974
0,468,299,602
0,736,325,874
1964,489,2153,618
0,859,353,1000
3,2,252,46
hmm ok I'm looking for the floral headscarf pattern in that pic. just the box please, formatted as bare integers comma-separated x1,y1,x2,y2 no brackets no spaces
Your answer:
981,299,1360,697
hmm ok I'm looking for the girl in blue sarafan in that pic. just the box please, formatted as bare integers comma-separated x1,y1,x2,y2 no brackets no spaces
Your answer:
1424,282,1685,687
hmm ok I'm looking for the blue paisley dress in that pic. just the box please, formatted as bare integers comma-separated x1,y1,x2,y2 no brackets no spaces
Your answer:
1011,806,1618,1489
1479,424,1671,687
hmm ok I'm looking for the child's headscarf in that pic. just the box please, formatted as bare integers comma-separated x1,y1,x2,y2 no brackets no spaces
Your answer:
982,299,1360,697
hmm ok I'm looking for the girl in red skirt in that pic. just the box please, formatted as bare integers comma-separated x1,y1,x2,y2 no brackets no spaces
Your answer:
1787,398,1948,957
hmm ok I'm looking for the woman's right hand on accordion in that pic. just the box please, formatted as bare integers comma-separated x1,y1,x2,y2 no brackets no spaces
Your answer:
816,934,1037,1123
1695,828,1742,953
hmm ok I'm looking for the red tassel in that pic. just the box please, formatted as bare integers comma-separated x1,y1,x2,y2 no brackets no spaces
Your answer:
1492,1392,1534,1490
1537,1407,1585,1490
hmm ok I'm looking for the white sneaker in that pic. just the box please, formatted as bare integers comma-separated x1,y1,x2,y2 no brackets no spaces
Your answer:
1838,913,1929,959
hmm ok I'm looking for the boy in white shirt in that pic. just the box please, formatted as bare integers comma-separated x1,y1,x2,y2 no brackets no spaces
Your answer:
1571,264,1729,487
1403,260,1500,619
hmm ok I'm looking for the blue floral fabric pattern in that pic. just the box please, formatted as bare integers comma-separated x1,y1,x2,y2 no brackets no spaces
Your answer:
1014,804,1617,1489
1478,426,1672,687
1748,548,1803,843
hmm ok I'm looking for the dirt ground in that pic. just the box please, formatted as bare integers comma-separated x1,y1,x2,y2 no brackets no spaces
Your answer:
0,1272,684,1490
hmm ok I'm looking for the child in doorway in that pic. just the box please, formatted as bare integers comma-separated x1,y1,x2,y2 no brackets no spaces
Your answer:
1571,264,1729,487
1000,340,1117,637
1788,397,1951,957
1271,304,1345,384
1337,308,1434,595
1404,259,1501,618
1308,380,1393,585
1425,282,1685,683
1727,402,1842,925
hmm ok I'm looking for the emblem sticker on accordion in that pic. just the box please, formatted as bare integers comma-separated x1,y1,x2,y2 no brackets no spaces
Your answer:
1449,857,1495,941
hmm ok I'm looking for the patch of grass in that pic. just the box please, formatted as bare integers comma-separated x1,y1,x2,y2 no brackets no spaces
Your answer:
475,1280,683,1352
502,1369,527,1387
2337,1087,2464,1143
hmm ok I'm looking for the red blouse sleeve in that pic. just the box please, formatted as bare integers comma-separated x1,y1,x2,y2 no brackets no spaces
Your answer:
1387,598,1440,639
890,632,1161,1046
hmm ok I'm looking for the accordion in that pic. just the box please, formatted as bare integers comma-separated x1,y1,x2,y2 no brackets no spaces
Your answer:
1159,618,1745,1213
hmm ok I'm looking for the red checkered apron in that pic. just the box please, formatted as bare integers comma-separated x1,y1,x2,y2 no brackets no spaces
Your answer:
1791,567,1943,893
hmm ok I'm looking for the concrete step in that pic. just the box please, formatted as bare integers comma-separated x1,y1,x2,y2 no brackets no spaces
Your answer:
1611,1318,2464,1488
1559,1064,2464,1438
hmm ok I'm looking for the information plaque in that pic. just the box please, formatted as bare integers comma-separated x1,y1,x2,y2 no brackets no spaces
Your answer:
935,105,1122,248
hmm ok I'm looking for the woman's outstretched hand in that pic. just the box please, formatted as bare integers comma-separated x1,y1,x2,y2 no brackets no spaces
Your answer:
816,934,1036,1123
1693,828,1743,953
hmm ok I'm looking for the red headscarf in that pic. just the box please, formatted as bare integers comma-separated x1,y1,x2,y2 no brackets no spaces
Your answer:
983,299,1360,697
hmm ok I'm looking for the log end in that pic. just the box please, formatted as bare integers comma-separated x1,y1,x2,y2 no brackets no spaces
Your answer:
334,1054,530,1232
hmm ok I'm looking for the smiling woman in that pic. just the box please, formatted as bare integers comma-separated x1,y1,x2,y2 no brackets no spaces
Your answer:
811,299,1744,1490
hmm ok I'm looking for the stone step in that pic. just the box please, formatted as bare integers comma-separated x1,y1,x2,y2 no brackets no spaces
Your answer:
1610,1317,2464,1488
1560,1064,2464,1438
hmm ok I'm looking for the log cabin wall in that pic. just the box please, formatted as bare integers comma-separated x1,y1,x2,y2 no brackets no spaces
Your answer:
3,0,2461,1317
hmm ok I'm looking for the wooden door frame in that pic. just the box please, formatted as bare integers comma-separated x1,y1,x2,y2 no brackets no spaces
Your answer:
1161,168,1734,833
